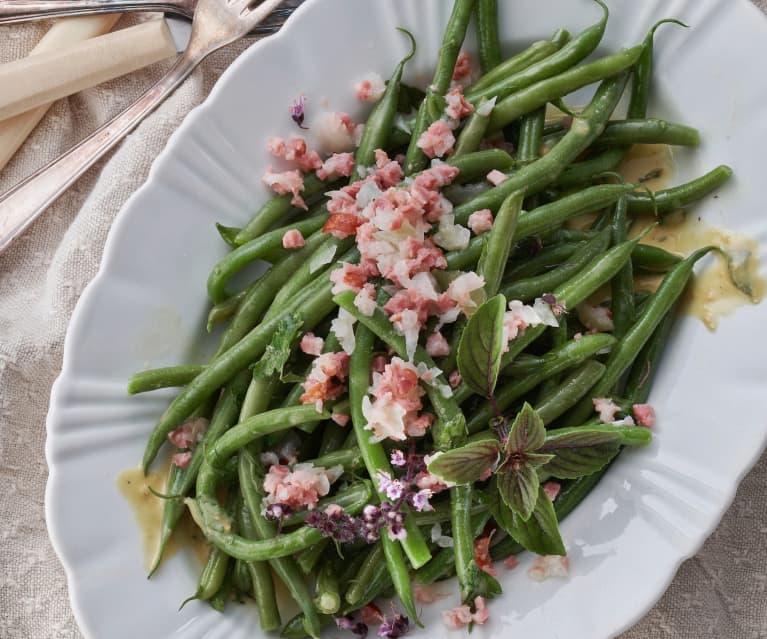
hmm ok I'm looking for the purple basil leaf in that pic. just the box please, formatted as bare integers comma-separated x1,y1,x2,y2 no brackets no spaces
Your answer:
493,484,566,556
540,426,627,479
497,461,539,521
456,294,507,398
505,402,546,455
427,440,501,485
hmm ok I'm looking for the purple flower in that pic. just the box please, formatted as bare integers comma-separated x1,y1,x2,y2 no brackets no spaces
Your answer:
541,292,566,316
289,94,308,129
263,503,293,522
407,488,433,512
377,614,409,638
336,615,368,637
390,449,407,467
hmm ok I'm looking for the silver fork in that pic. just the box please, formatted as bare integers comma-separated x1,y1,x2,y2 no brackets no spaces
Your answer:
0,0,293,33
0,0,287,255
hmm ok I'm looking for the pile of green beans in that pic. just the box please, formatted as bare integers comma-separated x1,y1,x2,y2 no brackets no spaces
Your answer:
126,1,737,636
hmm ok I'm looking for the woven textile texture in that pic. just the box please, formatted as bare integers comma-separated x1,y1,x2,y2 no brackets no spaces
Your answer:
1,2,765,638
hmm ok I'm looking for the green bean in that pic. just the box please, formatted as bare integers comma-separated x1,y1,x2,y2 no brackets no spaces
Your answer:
233,558,251,595
567,246,716,424
451,484,477,603
414,546,456,585
445,236,484,271
127,365,205,395
308,447,364,474
452,99,495,158
280,483,373,528
345,542,385,606
625,165,733,215
597,119,700,147
348,322,432,568
143,278,335,472
207,289,247,331
478,190,523,296
337,293,465,451
500,228,611,302
295,539,330,575
404,0,477,174
517,108,546,165
611,196,634,339
632,244,682,272
381,534,418,621
412,499,489,527
180,537,230,608
318,421,348,457
237,498,281,631
534,360,606,425
475,0,501,72
466,0,608,103
314,557,341,615
505,242,586,281
468,28,570,96
488,47,641,132
207,564,234,612
554,148,626,189
207,215,328,304
355,29,416,170
454,73,630,224
235,175,329,246
239,450,321,639
450,149,515,184
466,333,616,433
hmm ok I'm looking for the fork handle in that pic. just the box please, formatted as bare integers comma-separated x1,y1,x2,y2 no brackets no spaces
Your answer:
0,50,201,255
0,0,189,23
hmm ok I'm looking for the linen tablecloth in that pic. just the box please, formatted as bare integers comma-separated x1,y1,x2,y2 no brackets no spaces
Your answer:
1,3,766,637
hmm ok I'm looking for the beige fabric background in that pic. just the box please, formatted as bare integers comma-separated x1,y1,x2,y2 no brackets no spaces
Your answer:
0,2,765,638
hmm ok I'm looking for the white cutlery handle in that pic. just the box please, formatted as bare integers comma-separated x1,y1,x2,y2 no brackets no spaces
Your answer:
0,20,178,123
0,14,119,171
0,0,189,24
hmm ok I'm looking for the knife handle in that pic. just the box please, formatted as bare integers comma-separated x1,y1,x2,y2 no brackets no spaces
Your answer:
0,0,192,24
0,20,179,123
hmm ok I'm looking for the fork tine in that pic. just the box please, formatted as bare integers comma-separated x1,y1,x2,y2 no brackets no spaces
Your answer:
241,0,287,27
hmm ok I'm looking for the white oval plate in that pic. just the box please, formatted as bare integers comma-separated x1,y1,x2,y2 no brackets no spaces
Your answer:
46,1,767,638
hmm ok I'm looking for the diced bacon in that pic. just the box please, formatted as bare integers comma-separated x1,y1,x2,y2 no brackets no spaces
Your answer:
167,417,209,450
282,229,305,249
323,213,364,239
416,120,456,158
353,283,377,316
528,555,570,582
326,189,360,216
468,209,493,235
266,136,322,172
426,331,450,358
472,596,489,625
413,583,450,604
374,149,404,187
444,86,474,121
314,111,358,153
355,72,386,102
300,332,324,356
452,51,473,82
593,397,621,424
316,153,355,181
371,357,424,412
172,451,193,468
299,352,351,412
633,403,656,427
474,533,498,577
487,169,508,186
263,168,306,209
331,413,350,427
406,412,434,437
504,555,520,570
446,272,485,316
414,161,461,190
329,261,378,294
263,462,343,511
577,303,614,332
362,395,408,441
448,370,461,388
543,481,561,501
266,136,287,157
442,596,488,630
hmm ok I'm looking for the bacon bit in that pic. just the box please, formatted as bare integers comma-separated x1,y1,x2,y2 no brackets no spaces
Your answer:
467,209,493,235
504,555,520,570
300,333,324,356
172,451,193,468
331,413,350,427
323,213,364,239
289,94,307,129
444,86,474,121
167,417,208,450
442,596,488,629
448,370,461,388
528,555,570,582
633,403,656,427
299,351,351,412
577,303,614,332
263,168,306,209
413,582,450,604
263,462,343,511
355,72,386,103
487,169,509,186
267,136,322,172
374,149,404,187
543,481,561,501
473,596,490,625
474,532,498,577
282,229,305,249
415,454,453,493
452,51,473,82
425,331,450,358
416,120,456,158
593,397,621,424
330,261,378,294
353,283,377,316
316,153,355,181
314,111,358,153
326,189,360,216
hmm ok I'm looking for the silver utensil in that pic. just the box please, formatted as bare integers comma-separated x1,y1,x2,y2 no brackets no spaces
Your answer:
0,0,293,33
0,0,287,256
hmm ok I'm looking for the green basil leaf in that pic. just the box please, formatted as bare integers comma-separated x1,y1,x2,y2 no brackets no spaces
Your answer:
494,485,566,556
427,440,501,485
540,426,627,479
252,314,303,380
457,294,507,398
506,402,546,454
497,460,539,521
475,569,502,600
215,223,242,248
